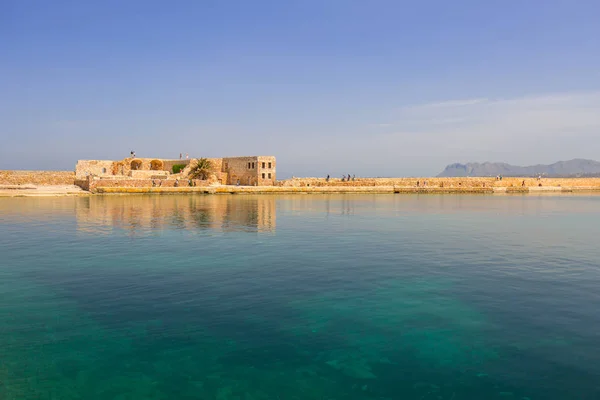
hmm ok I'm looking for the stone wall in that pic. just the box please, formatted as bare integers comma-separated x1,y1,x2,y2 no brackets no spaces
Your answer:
162,159,191,173
75,160,115,179
223,156,259,186
129,170,169,179
75,156,276,186
85,177,211,192
76,158,191,179
279,177,600,189
223,156,276,186
180,158,224,182
0,170,75,185
257,156,276,186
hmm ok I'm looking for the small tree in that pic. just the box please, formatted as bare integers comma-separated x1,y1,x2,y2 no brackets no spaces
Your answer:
172,164,186,174
189,158,213,180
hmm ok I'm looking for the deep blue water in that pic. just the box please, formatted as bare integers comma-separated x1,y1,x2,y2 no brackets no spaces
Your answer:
1,194,599,399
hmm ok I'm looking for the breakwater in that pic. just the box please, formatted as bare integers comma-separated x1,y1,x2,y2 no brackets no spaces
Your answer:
0,170,75,186
279,176,600,189
3,171,600,195
94,177,600,194
95,185,590,195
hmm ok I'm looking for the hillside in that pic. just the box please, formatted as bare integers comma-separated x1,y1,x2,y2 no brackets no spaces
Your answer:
437,159,600,177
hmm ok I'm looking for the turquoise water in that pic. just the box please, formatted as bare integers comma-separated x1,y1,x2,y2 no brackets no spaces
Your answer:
1,194,599,399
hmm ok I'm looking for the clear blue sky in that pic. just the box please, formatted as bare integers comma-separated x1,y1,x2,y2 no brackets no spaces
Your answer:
2,0,599,177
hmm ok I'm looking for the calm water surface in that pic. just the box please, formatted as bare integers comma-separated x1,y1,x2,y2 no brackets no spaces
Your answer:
1,194,599,399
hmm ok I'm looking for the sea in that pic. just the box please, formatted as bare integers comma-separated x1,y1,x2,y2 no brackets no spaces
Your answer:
0,194,599,400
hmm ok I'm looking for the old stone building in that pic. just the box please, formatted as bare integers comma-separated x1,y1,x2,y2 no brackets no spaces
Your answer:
223,156,276,186
75,155,276,187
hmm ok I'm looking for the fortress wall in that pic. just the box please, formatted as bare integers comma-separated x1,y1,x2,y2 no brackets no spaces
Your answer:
76,158,192,179
207,158,226,184
87,178,211,192
279,177,600,188
162,159,190,173
75,160,115,179
257,156,276,186
0,170,75,186
208,158,223,172
223,157,260,186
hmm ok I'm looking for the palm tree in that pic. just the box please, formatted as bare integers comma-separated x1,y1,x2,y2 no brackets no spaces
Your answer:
189,158,213,180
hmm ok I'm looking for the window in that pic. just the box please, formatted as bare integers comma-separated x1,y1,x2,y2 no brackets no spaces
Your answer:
252,162,255,169
262,162,265,168
248,162,251,169
268,162,272,168
268,173,271,179
262,173,265,179
102,168,107,174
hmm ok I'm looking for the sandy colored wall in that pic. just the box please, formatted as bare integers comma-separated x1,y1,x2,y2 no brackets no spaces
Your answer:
86,178,210,192
279,177,600,188
224,157,259,186
162,159,190,173
75,160,115,179
257,156,276,186
222,156,276,186
76,158,191,179
129,170,169,179
0,170,75,185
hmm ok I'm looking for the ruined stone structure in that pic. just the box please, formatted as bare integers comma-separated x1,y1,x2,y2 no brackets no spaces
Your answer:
75,155,276,191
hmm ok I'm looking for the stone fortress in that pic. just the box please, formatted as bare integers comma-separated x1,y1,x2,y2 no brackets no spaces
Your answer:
75,155,276,192
4,154,600,196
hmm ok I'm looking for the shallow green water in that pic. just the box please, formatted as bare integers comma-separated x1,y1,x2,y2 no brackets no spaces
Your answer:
1,194,599,399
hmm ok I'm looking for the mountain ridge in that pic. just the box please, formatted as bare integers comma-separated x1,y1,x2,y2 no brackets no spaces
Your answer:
437,159,600,177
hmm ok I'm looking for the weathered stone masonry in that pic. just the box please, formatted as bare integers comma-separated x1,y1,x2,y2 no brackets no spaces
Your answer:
74,155,277,192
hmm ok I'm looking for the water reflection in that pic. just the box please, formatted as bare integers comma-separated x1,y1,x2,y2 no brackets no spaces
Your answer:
75,195,276,235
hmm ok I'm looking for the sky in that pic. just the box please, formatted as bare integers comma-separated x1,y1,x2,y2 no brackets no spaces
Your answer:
1,0,599,177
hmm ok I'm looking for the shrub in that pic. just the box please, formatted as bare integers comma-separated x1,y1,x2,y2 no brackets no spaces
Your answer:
172,164,186,174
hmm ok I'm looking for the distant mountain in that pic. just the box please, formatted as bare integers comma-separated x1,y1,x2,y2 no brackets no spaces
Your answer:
437,159,600,177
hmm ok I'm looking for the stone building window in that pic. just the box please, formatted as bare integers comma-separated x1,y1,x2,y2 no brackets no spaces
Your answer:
268,162,272,168
262,162,265,168
262,173,265,179
102,168,107,174
268,173,272,179
248,162,251,169
252,162,255,169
